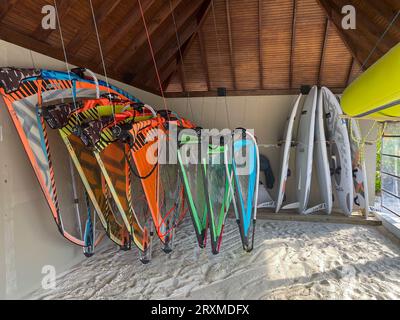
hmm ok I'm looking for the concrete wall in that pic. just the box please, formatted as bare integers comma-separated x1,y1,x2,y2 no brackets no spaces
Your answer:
0,40,162,299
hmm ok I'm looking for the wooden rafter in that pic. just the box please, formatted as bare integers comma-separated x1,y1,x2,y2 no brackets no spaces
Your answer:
317,0,370,69
198,29,211,90
289,0,297,89
178,63,186,92
114,0,184,71
0,22,160,95
139,17,198,85
317,18,329,85
161,0,212,92
258,0,264,89
130,0,206,82
93,0,156,67
66,0,122,56
346,56,355,86
225,0,236,90
0,0,19,22
147,28,194,86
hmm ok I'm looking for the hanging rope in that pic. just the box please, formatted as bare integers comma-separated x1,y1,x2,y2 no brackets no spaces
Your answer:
53,0,77,118
343,9,399,161
360,9,400,72
348,118,387,163
211,0,231,130
137,0,169,117
169,0,194,121
88,0,115,123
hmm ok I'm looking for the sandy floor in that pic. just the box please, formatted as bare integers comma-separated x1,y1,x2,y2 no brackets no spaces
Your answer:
27,218,400,300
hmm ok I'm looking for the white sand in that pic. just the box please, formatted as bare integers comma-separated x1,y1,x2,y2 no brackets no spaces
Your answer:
27,218,400,300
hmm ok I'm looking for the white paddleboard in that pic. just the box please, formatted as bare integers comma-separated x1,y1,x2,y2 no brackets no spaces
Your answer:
321,87,353,216
314,88,333,214
275,94,302,212
347,118,370,216
295,86,318,214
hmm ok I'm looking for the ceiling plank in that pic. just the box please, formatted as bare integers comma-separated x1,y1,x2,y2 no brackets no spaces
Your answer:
317,18,329,85
317,0,372,69
158,0,212,91
258,0,264,89
225,0,237,90
113,0,184,71
0,22,160,96
198,29,211,90
178,63,187,93
289,0,297,89
32,0,74,41
66,0,122,56
128,0,205,81
0,0,19,22
92,0,156,67
346,56,355,86
138,17,198,85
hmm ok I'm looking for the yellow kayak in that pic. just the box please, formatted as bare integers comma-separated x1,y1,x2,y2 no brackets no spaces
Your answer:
341,43,400,119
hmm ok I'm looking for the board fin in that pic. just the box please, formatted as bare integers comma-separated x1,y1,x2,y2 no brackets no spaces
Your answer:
303,203,327,215
282,202,300,210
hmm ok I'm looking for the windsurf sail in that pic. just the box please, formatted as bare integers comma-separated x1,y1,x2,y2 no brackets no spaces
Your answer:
122,117,185,249
69,101,154,260
178,128,209,249
226,129,259,252
203,132,233,255
0,67,145,250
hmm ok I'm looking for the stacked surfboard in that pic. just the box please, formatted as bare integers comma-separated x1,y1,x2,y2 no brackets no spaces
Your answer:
275,86,369,216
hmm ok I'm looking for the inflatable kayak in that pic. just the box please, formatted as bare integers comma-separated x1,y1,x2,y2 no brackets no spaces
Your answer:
341,43,400,119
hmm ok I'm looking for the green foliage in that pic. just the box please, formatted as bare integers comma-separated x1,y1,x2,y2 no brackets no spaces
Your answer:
376,138,381,195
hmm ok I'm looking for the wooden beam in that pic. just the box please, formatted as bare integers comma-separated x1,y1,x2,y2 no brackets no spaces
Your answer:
32,0,74,41
143,0,212,89
156,0,212,91
66,0,122,56
163,72,174,92
0,0,19,22
317,18,329,85
317,0,375,70
225,0,236,90
93,0,156,66
164,87,347,98
198,29,211,90
130,0,205,80
346,56,355,86
0,23,161,96
258,0,264,89
350,0,398,49
289,0,297,89
113,0,184,71
139,18,198,85
178,63,187,93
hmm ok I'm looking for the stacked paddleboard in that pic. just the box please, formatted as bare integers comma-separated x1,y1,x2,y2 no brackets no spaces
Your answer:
275,86,369,216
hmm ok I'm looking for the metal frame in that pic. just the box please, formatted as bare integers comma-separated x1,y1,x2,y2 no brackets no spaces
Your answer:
380,134,400,217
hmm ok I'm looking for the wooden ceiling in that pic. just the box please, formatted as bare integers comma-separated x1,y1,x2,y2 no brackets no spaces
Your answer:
0,0,398,97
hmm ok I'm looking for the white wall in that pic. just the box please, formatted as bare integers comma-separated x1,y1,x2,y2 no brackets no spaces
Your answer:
168,96,378,209
0,40,162,299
